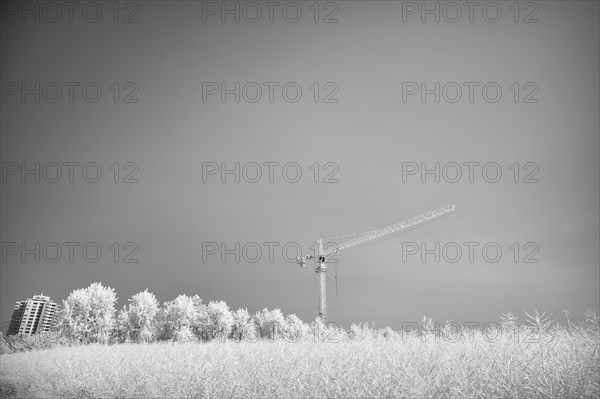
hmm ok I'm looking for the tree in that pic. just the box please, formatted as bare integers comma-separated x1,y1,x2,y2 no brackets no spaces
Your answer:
283,313,305,342
120,289,159,343
254,308,285,340
113,307,129,344
57,282,117,344
230,308,254,341
205,301,234,341
158,294,203,342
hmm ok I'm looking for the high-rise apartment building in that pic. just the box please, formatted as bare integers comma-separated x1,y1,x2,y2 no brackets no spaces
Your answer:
7,294,59,336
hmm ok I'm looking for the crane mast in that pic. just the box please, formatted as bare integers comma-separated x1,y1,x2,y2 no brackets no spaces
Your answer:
297,204,456,323
316,240,327,322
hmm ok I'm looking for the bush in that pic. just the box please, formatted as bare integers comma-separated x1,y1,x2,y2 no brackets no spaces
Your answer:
349,322,377,341
0,331,74,354
0,333,8,355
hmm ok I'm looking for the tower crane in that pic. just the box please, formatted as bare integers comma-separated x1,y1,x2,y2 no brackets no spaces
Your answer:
296,204,456,323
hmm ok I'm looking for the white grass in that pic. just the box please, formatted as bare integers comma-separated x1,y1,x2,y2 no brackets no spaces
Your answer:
1,326,599,399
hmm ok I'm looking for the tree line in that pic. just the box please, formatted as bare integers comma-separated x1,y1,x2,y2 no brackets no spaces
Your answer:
13,282,329,346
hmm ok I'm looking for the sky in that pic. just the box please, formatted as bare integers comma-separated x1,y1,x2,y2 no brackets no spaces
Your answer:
1,0,598,333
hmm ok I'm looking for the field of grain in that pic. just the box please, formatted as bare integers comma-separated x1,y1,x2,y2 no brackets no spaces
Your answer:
1,323,598,399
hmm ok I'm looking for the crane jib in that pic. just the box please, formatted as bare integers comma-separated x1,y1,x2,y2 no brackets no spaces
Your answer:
321,204,455,257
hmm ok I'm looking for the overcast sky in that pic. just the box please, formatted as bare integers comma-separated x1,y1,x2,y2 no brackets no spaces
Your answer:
1,1,598,332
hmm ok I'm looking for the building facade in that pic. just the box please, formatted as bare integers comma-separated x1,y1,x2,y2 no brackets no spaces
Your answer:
7,294,59,336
